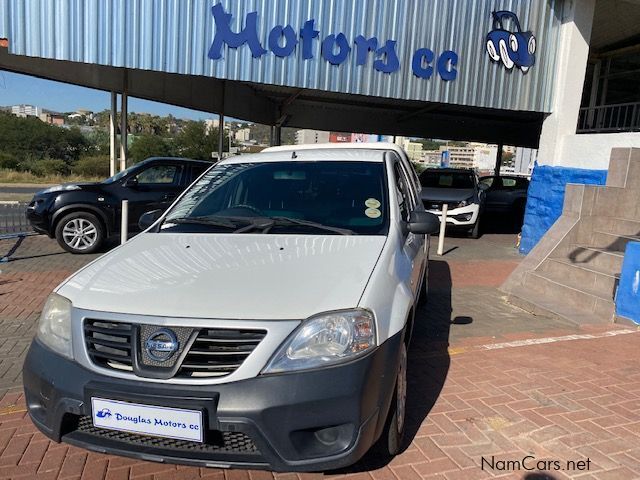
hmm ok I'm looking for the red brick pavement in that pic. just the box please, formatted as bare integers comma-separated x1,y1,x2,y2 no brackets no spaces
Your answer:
1,235,639,479
2,328,640,479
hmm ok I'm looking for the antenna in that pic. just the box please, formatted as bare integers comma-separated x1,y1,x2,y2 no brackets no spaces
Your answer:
291,151,298,159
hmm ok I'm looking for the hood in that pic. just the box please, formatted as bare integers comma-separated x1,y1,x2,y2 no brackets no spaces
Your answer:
58,233,387,320
420,187,476,203
36,182,101,195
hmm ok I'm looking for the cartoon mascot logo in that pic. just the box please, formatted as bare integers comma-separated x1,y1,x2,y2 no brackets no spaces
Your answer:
486,11,536,73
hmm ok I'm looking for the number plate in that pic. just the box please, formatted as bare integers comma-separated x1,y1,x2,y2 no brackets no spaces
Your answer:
91,397,203,442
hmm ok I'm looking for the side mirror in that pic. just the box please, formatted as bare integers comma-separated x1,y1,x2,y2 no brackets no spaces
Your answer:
123,177,138,188
407,210,440,235
138,209,163,231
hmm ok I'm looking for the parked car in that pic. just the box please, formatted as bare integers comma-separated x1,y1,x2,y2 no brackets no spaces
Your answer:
478,175,529,222
419,168,484,238
23,144,440,471
26,157,211,254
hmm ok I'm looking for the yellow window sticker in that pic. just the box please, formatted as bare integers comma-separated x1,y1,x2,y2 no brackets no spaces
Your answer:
365,208,382,218
365,198,381,209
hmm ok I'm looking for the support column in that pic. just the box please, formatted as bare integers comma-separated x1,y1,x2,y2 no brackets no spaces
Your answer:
273,126,282,146
120,90,128,171
109,92,117,176
494,143,504,176
537,0,596,167
217,113,224,161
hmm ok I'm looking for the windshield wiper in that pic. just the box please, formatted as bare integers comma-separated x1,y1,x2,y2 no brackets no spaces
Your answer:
270,216,355,235
164,216,241,229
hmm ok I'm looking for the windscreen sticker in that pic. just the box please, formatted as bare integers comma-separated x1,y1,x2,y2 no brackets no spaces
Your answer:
365,207,382,219
364,198,381,209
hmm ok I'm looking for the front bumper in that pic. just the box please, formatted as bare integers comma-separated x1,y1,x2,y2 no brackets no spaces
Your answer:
426,203,480,227
26,196,54,236
23,333,402,471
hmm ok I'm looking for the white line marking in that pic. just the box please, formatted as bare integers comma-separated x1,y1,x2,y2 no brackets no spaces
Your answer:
481,329,639,351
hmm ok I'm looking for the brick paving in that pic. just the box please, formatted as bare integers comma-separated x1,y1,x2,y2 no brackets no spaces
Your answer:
0,234,638,479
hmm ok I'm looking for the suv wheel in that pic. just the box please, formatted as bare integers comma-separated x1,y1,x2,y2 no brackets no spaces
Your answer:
376,341,407,456
55,212,105,254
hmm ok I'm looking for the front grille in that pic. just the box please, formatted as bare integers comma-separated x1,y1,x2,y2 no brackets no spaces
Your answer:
423,200,457,210
73,416,259,454
178,328,266,378
83,320,266,379
84,320,133,372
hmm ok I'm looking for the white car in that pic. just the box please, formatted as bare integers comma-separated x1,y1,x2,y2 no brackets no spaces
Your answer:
23,144,439,471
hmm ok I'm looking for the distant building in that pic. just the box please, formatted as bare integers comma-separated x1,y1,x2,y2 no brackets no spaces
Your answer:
421,150,442,166
39,112,65,126
11,104,42,118
296,129,330,144
438,143,498,170
234,128,251,142
204,118,220,133
514,148,537,175
393,137,424,162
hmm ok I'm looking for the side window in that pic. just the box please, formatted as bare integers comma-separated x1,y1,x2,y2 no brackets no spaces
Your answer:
480,177,495,188
136,165,182,185
393,163,411,222
502,178,518,188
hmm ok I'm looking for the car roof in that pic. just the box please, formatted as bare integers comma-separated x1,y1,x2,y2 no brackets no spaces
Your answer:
219,147,387,165
144,157,212,165
421,167,475,173
262,142,406,157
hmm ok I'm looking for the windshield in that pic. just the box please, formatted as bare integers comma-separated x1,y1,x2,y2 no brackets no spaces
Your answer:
102,163,139,184
420,170,475,189
162,161,389,235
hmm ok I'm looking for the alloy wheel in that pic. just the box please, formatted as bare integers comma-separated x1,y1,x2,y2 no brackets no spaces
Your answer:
62,218,98,251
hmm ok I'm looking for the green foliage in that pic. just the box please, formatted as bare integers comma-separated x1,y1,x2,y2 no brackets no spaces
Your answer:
72,156,111,178
174,121,228,160
29,158,70,177
0,112,90,162
415,139,445,150
129,134,175,164
0,152,19,170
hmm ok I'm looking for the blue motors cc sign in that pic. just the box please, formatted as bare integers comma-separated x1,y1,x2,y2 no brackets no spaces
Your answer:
208,3,459,81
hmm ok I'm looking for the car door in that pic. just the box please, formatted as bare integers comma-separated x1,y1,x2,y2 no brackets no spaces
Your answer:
393,161,425,301
482,176,508,212
123,162,184,231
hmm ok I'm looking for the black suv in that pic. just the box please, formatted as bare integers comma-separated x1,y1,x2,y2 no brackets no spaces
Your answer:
27,157,211,254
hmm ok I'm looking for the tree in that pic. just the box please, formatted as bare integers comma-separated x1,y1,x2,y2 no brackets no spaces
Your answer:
174,121,228,160
129,134,175,164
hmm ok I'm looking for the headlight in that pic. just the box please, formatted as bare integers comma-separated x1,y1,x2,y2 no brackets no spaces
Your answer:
36,293,73,359
262,309,376,374
40,184,81,194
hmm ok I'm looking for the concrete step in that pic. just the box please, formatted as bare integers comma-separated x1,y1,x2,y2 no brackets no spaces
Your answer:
540,258,619,300
558,245,624,273
606,217,640,237
591,231,640,253
507,285,612,326
522,270,615,322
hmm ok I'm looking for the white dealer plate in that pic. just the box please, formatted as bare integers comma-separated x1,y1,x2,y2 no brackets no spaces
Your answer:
91,398,203,442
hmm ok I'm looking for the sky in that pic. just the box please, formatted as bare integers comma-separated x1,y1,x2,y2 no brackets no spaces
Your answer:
0,70,218,120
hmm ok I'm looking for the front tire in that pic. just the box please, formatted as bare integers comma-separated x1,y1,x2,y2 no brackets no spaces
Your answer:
377,341,407,456
55,212,105,254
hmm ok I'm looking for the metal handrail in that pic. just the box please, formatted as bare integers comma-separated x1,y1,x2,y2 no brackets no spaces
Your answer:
578,102,640,133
